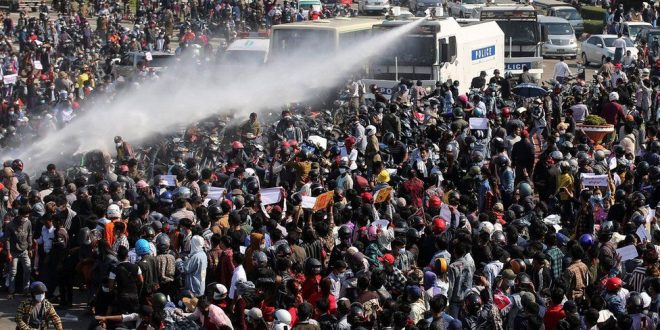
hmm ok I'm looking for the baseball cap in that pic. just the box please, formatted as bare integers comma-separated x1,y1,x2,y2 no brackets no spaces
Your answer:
361,192,373,203
106,204,121,218
213,284,228,300
378,253,395,265
501,269,517,280
136,180,149,189
245,307,263,320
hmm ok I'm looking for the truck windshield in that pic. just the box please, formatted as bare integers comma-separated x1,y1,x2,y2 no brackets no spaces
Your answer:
544,22,573,35
379,34,436,66
224,51,266,65
271,29,335,57
555,8,581,20
497,21,539,45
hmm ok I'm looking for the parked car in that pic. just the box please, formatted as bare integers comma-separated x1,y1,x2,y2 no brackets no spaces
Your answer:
358,0,390,15
446,0,486,18
580,34,637,66
408,0,442,16
538,15,578,58
622,21,652,42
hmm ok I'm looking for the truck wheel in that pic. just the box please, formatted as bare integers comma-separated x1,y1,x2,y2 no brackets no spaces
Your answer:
459,11,464,18
581,53,588,66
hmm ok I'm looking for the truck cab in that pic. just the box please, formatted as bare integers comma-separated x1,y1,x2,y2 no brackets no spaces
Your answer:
538,15,578,58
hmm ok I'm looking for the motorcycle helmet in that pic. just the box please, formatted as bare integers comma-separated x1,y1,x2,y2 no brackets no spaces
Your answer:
160,191,173,204
304,258,322,275
464,292,482,314
231,141,244,149
173,186,192,200
135,239,151,256
579,234,594,248
274,309,292,326
155,234,171,254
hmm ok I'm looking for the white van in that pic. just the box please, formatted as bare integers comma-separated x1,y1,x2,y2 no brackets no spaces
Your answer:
222,38,270,66
538,15,578,58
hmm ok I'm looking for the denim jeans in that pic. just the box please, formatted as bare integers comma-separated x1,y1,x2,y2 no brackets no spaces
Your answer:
8,250,31,294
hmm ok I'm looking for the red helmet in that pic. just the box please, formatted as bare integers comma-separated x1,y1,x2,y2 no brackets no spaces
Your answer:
605,277,622,291
231,141,244,149
501,107,511,118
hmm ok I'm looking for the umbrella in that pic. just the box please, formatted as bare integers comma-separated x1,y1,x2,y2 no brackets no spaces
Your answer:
512,83,548,98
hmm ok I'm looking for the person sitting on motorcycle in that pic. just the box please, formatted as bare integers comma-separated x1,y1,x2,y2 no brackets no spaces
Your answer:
240,112,261,142
470,71,487,91
622,49,637,66
227,141,249,166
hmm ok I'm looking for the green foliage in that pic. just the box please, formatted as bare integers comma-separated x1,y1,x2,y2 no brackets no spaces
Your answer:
584,114,607,126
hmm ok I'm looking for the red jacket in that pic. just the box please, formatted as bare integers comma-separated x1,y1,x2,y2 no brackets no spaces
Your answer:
543,303,566,330
601,101,625,125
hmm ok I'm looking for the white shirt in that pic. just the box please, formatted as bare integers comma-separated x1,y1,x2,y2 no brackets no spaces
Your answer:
229,265,247,299
37,226,55,254
327,272,342,298
613,37,627,49
553,61,571,78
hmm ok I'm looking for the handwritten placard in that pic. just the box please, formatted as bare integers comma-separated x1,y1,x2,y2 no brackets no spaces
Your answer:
580,173,608,187
208,187,225,201
469,117,488,130
374,187,393,204
3,74,17,84
161,175,176,186
313,191,334,211
616,245,638,262
260,187,283,205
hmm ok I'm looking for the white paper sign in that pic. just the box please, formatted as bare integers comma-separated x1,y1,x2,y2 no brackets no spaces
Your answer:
616,245,639,262
161,175,176,186
308,135,327,151
580,173,609,187
372,219,389,229
260,187,283,205
208,187,225,201
239,246,246,254
636,225,650,242
301,196,316,209
145,52,153,61
469,117,488,130
3,74,17,84
33,60,43,70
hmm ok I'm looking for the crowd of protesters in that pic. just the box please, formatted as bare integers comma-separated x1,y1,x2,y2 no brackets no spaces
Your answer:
5,0,660,330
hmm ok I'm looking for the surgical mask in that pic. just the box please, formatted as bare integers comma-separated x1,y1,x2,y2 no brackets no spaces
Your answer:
260,243,266,250
101,286,110,293
115,142,122,147
507,280,515,288
399,248,406,255
339,168,346,174
594,194,603,199
34,293,45,302
559,130,566,134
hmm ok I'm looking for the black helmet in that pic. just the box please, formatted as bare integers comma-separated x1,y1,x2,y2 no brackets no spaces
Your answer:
509,204,525,219
338,225,352,239
141,225,155,240
633,191,647,207
290,193,303,206
155,234,171,254
276,244,292,257
410,216,425,229
650,166,660,180
30,281,47,295
613,145,625,156
208,205,222,218
348,303,366,325
383,132,396,146
627,293,644,313
491,230,506,245
464,292,482,314
244,194,256,206
448,191,460,206
246,180,260,195
406,228,420,240
152,292,168,310
637,161,651,176
310,183,325,197
394,220,409,234
304,258,322,274
228,178,242,190
78,227,92,246
650,140,660,153
37,175,51,189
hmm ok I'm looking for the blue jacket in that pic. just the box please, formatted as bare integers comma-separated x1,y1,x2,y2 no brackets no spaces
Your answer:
177,235,207,296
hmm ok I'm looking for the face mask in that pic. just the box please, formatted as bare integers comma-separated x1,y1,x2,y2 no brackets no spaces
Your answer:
34,293,45,302
101,286,110,293
507,280,515,288
399,248,406,255
339,168,346,174
260,243,266,250
559,130,566,134
115,142,122,147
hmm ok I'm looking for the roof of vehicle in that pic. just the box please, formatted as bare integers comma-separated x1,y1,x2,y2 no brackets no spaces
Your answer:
537,15,571,23
226,38,270,52
271,17,381,32
531,0,569,7
551,6,578,11
625,21,652,26
477,4,535,11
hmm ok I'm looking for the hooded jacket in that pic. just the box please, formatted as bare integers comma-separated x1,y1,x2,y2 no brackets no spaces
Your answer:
177,235,208,296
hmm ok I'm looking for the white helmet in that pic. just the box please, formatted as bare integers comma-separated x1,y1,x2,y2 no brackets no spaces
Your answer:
609,91,619,101
274,309,292,326
365,125,377,136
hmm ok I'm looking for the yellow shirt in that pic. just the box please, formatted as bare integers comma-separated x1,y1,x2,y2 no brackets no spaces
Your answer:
557,173,574,201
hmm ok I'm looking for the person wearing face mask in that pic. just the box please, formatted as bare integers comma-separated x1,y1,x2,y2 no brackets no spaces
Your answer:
176,235,208,296
16,281,62,330
335,161,353,191
114,135,135,163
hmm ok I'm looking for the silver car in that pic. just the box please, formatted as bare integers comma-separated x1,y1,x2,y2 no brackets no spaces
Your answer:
539,15,578,58
581,34,637,66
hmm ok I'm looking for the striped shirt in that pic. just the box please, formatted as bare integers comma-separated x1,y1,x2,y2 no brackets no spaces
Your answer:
628,266,648,293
